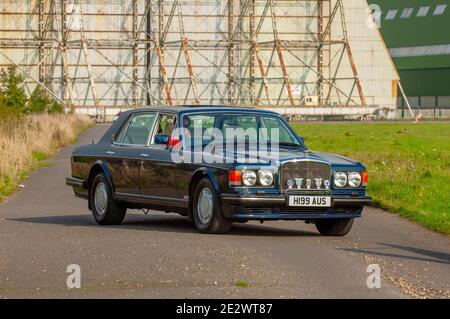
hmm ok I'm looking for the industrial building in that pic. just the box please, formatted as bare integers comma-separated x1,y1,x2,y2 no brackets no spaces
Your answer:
368,0,450,118
0,0,400,120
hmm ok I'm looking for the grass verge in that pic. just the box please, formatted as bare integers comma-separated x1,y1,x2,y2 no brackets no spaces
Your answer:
0,114,94,201
292,123,450,235
234,280,250,288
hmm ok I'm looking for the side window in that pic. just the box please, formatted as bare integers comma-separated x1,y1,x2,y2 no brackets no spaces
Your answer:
115,113,157,145
114,116,132,143
152,113,177,143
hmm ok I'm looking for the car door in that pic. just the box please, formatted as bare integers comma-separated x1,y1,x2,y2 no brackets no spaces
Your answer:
139,113,184,202
106,112,157,196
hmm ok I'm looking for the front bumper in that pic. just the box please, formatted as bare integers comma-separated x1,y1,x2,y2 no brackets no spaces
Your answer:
221,193,371,220
221,194,371,206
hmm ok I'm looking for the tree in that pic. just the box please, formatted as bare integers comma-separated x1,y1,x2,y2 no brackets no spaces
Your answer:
0,66,28,115
0,66,65,116
0,89,7,120
28,86,52,113
47,100,64,114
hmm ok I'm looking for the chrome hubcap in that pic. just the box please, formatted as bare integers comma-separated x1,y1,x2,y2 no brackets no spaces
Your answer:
94,182,108,215
197,187,213,224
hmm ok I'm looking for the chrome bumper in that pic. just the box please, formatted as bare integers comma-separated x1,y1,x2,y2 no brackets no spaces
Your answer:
221,194,372,207
66,177,87,189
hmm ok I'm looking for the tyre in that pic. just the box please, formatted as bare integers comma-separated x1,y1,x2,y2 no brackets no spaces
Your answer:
90,173,126,225
192,178,232,234
315,218,354,236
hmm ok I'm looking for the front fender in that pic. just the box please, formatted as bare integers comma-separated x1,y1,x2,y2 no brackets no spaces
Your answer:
188,167,226,219
88,160,115,192
86,160,115,210
191,167,222,199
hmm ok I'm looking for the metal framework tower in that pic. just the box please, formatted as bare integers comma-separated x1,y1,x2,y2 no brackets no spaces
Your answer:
0,0,366,120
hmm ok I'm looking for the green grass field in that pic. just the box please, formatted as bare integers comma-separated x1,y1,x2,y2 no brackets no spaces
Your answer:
291,123,450,235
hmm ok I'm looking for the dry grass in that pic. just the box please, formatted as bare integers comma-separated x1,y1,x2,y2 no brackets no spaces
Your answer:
0,113,94,201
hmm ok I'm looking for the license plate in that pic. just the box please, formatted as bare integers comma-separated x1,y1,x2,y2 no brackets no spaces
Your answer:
288,195,331,207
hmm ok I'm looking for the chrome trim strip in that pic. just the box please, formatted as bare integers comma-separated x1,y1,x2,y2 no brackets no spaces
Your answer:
114,192,188,208
221,194,285,205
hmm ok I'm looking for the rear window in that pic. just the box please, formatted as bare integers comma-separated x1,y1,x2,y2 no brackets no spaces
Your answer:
115,113,157,145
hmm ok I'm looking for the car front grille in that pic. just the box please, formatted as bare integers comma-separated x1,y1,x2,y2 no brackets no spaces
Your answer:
280,160,331,192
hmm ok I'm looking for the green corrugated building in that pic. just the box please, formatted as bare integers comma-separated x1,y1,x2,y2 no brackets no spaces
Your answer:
368,0,450,114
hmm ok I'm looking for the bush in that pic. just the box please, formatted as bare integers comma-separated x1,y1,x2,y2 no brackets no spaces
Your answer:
0,66,65,117
28,86,51,113
48,100,64,114
0,92,8,120
0,67,28,115
28,86,64,114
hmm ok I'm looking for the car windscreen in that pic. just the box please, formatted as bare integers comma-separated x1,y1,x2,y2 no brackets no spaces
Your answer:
182,113,304,150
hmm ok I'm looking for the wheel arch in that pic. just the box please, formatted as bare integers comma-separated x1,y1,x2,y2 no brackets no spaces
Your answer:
87,161,114,209
188,167,222,219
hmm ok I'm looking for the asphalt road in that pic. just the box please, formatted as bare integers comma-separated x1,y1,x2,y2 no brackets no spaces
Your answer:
0,124,449,299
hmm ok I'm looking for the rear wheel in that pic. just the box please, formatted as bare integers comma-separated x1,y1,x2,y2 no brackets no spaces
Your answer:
90,173,126,225
315,218,354,236
192,178,231,234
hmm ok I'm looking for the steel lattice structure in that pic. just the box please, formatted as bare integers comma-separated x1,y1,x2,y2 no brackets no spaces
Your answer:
0,0,366,120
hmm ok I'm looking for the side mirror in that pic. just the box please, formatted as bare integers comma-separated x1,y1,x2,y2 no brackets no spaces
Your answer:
154,134,170,145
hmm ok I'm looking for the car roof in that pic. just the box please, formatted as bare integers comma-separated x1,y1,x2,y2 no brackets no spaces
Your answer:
122,105,280,117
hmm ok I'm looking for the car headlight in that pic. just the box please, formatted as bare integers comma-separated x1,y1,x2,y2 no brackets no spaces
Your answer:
258,170,274,186
348,172,362,187
242,170,257,187
334,172,347,187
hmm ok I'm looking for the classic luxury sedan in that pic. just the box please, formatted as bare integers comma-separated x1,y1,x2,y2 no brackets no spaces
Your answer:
66,106,371,235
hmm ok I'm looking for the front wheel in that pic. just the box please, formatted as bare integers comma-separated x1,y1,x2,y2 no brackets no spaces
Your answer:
90,173,126,225
315,218,354,236
192,178,232,234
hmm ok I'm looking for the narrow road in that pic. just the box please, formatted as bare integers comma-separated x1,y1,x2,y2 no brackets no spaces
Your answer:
0,125,449,298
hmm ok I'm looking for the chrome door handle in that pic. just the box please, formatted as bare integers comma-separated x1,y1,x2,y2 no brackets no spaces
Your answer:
140,153,150,158
105,151,115,155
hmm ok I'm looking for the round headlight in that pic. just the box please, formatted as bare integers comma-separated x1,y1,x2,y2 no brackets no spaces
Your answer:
242,170,257,187
348,172,362,187
334,172,347,187
258,170,274,186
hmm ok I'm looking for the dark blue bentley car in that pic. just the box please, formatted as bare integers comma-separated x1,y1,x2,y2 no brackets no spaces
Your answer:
66,106,371,236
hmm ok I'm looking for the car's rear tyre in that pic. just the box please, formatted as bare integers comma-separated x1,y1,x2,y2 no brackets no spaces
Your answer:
315,218,354,236
90,173,126,225
192,178,231,234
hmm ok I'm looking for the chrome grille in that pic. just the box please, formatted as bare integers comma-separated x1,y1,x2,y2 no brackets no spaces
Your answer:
281,160,331,191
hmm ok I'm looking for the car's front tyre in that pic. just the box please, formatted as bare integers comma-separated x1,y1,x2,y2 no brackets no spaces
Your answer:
315,218,354,236
192,178,232,234
90,173,126,225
